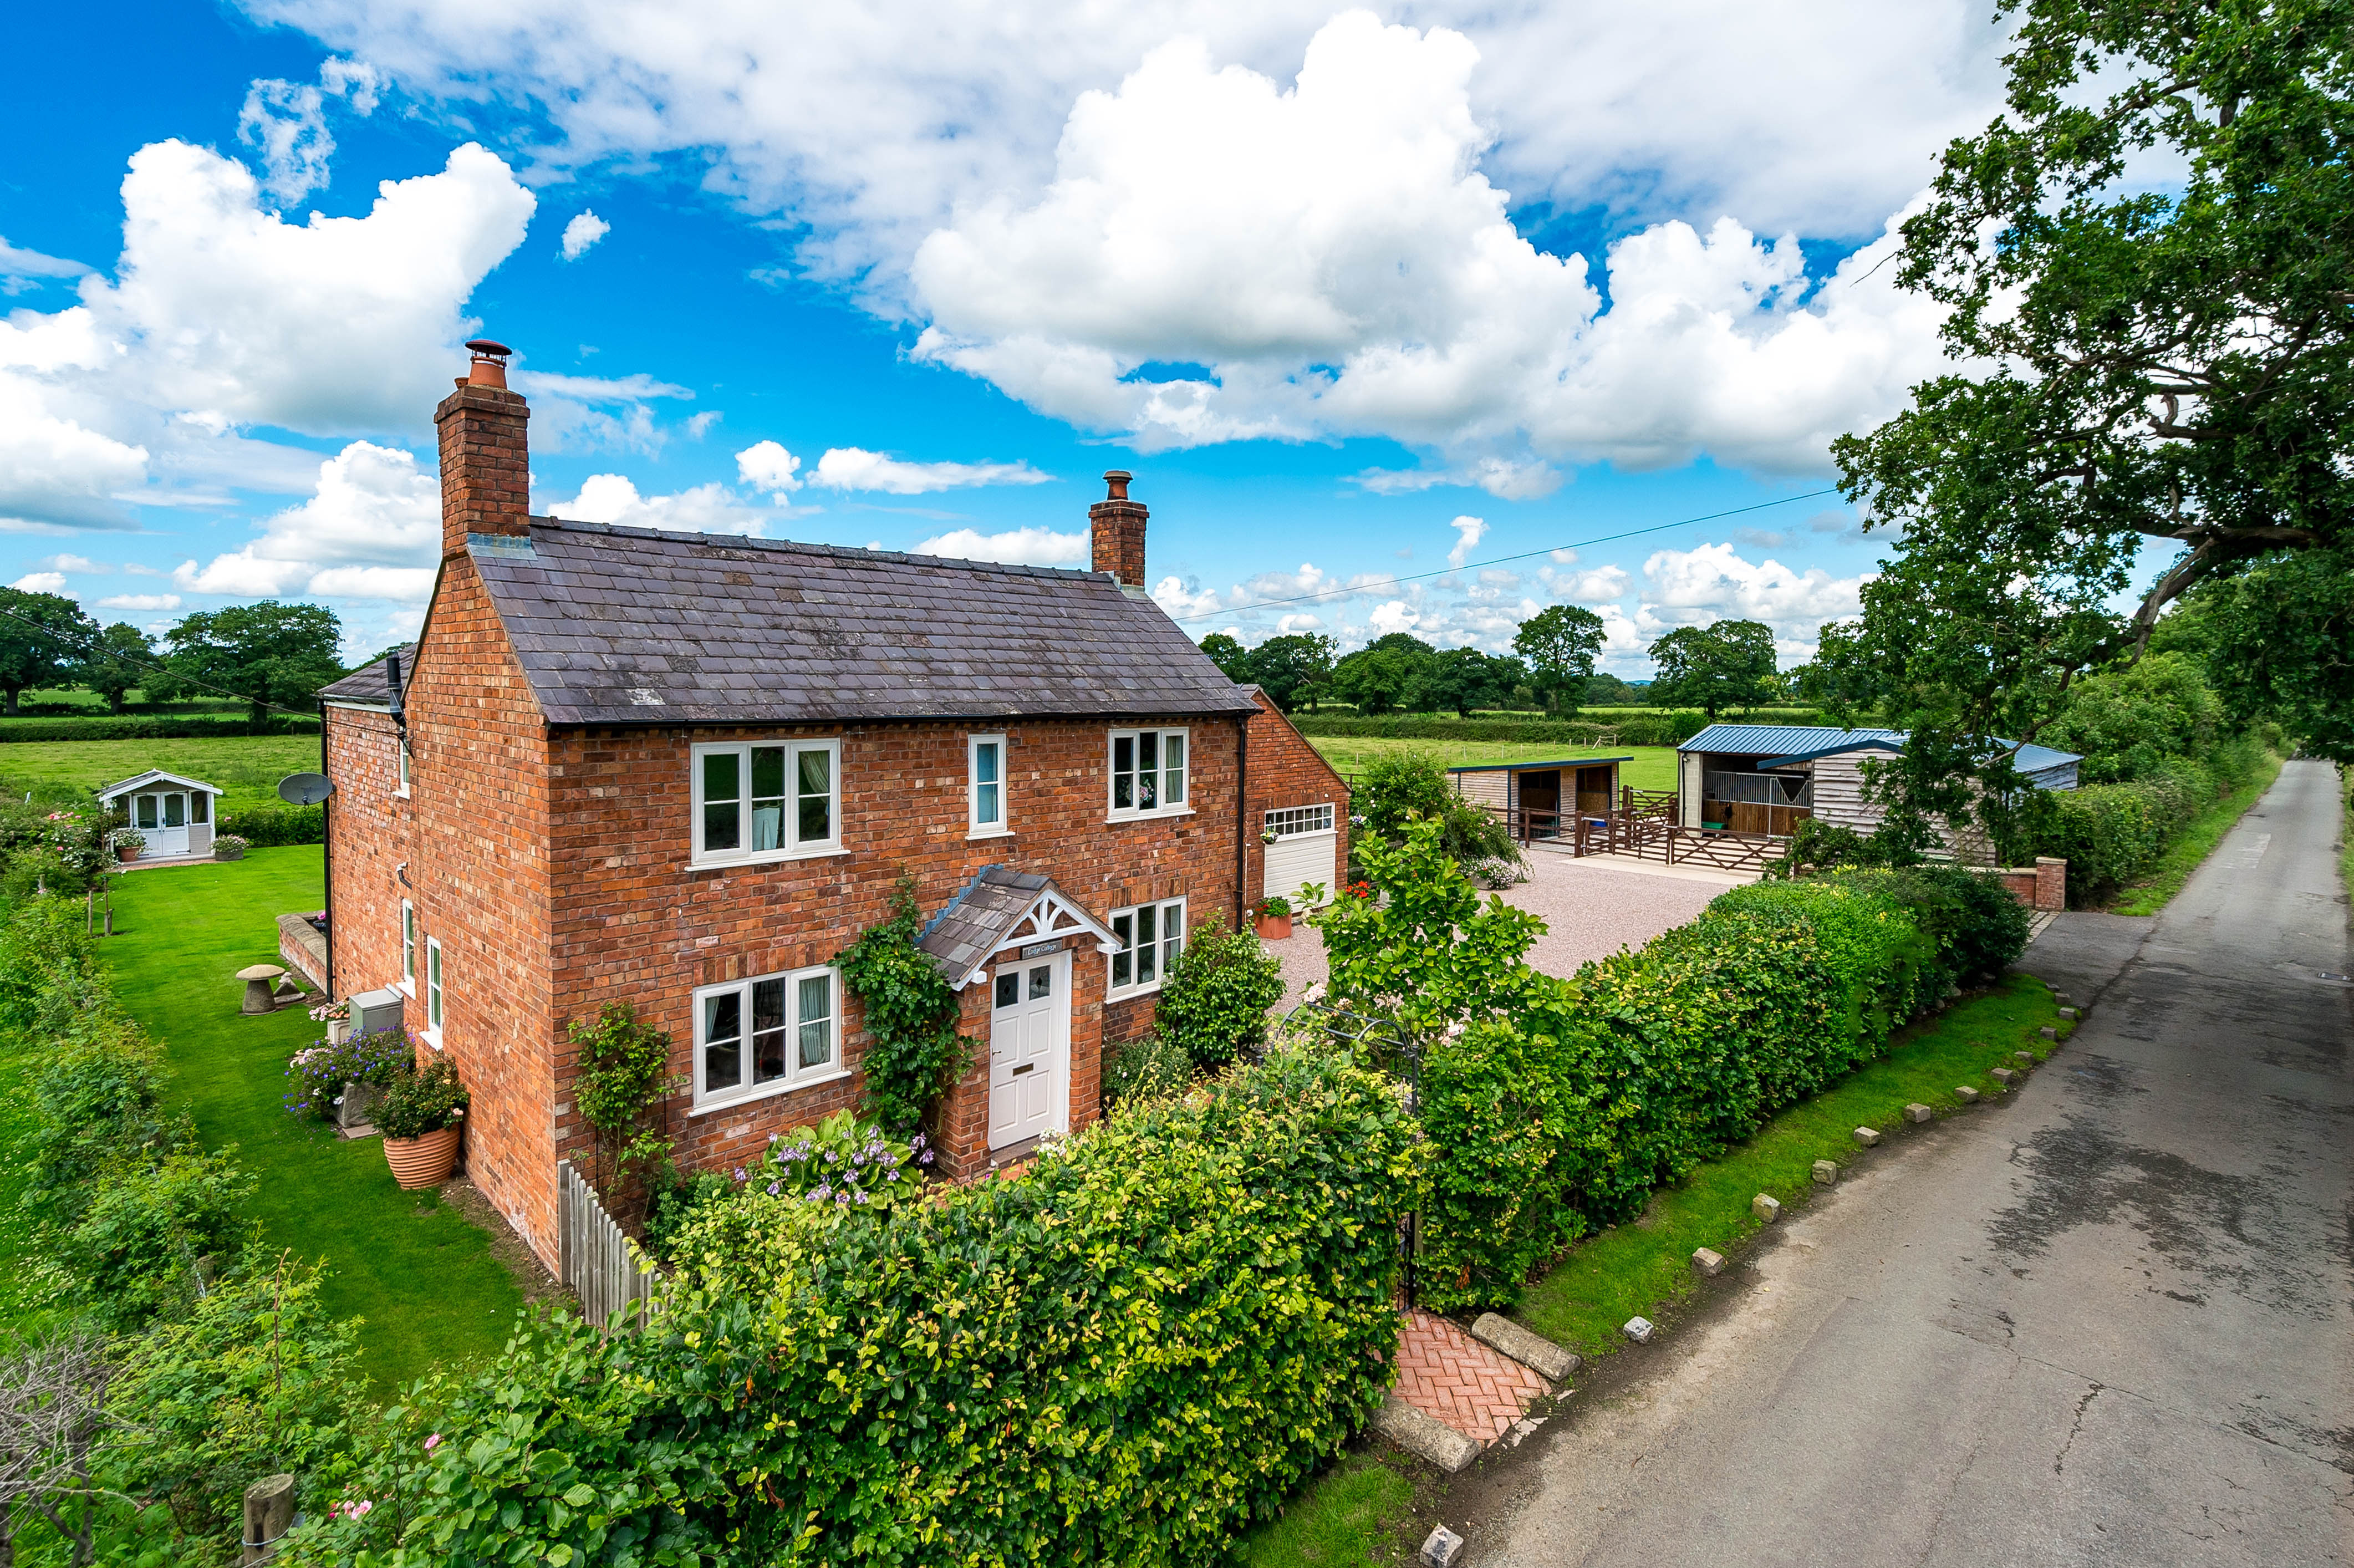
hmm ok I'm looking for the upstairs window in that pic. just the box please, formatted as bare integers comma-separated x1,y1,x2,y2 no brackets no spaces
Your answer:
694,965,842,1109
1108,729,1189,820
692,739,841,865
969,734,1008,836
395,739,411,797
400,900,416,993
1108,897,1186,997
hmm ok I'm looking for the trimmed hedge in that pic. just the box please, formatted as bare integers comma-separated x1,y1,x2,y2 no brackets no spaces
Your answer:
0,715,319,743
1291,711,1830,747
286,1041,1423,1566
216,805,323,846
1324,822,2026,1311
2007,736,2269,904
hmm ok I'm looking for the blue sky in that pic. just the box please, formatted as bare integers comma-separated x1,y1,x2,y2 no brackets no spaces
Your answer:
0,1,2024,670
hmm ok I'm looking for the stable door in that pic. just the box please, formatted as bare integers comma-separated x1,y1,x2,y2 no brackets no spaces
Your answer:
988,951,1069,1149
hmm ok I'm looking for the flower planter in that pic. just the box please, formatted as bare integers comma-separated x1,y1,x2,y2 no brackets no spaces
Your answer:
1253,913,1293,941
116,845,140,863
325,1017,350,1046
383,1124,460,1189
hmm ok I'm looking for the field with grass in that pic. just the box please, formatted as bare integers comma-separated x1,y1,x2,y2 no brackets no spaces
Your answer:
101,848,526,1389
1308,735,1678,792
1241,972,2075,1562
2,686,247,720
0,733,324,811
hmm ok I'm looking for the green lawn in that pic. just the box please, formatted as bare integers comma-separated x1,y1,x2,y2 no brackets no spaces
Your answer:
2107,752,2285,916
1237,1453,1415,1567
0,734,326,813
1308,737,1678,793
101,848,525,1389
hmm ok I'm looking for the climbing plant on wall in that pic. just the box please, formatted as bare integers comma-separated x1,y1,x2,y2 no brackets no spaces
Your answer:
837,876,968,1136
568,1001,680,1204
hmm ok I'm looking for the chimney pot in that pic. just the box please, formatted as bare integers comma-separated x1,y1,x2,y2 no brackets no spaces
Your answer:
1088,472,1148,587
435,339,531,556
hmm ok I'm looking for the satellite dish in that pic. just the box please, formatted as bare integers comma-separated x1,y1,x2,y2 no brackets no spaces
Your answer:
278,773,334,807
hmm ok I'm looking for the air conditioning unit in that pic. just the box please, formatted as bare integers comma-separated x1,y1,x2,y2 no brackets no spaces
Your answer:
348,987,406,1038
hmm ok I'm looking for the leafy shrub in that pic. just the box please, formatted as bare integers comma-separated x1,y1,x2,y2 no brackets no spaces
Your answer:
58,1151,258,1331
22,1022,189,1231
1154,916,1285,1067
1350,751,1526,883
643,1168,732,1264
293,1042,1422,1566
1322,818,1979,1311
758,1107,928,1210
282,1027,412,1119
374,1055,468,1141
102,1265,363,1559
1103,1031,1193,1107
565,1001,678,1198
836,875,967,1134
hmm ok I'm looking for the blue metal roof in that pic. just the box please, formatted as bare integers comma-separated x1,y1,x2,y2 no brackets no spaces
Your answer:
1680,724,1904,757
1682,724,2081,776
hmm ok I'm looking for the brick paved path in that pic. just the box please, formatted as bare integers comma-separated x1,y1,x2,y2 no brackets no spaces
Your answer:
1393,1309,1551,1443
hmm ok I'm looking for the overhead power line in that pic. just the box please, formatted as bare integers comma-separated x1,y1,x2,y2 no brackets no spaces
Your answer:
1164,487,1844,623
0,601,321,719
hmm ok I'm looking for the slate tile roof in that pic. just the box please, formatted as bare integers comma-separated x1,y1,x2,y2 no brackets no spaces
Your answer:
318,644,416,707
456,520,1260,727
914,866,1119,986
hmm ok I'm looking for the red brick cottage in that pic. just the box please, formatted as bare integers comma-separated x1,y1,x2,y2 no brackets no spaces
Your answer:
318,343,1348,1267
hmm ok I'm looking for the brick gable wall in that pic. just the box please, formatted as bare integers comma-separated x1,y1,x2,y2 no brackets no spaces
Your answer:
1241,688,1352,904
325,554,559,1258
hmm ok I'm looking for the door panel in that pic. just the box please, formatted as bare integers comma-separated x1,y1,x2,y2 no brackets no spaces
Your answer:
988,953,1069,1149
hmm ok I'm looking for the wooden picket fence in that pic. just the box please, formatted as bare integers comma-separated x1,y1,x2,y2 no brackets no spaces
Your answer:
557,1159,661,1332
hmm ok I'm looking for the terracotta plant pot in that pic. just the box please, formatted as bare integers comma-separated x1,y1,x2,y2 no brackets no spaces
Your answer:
383,1124,460,1189
1254,913,1293,940
116,845,139,863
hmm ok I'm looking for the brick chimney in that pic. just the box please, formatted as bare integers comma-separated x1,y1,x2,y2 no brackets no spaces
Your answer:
435,339,529,558
1089,470,1147,587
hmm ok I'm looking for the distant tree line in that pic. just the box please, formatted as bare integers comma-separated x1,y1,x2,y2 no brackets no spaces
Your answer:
1199,607,1789,719
0,590,347,721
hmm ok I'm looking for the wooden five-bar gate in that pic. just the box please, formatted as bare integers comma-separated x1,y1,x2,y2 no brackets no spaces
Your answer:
1488,787,1782,873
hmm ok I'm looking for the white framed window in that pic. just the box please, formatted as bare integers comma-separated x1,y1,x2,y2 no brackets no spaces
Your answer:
691,738,842,866
400,900,417,995
190,792,210,825
424,936,445,1047
969,733,1009,837
1263,803,1336,838
692,964,843,1110
1107,728,1189,821
1108,897,1186,998
395,737,411,798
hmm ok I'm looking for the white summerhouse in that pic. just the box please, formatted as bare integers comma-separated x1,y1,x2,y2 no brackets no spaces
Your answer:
96,769,223,859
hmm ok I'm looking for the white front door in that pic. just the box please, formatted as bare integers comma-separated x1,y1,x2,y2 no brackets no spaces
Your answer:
989,951,1069,1149
132,791,190,857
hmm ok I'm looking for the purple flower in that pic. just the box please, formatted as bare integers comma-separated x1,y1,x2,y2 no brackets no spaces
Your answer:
766,1182,779,1195
734,1168,747,1182
919,1149,934,1165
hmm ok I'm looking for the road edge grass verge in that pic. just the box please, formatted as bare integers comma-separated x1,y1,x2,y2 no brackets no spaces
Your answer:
1234,1449,1419,1567
1510,972,2073,1357
2107,750,2285,917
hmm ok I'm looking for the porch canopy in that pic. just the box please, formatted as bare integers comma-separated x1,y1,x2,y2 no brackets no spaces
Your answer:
916,866,1121,990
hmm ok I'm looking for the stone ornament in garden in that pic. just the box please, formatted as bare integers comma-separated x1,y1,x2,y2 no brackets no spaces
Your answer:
237,964,286,1015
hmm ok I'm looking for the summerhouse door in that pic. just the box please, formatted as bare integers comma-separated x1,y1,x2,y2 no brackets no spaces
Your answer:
987,951,1068,1149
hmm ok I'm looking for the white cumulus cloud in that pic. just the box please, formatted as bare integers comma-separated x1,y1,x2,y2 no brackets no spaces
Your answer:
95,593,180,612
811,448,1052,495
561,211,611,260
1637,541,1873,656
176,440,441,601
544,474,769,535
9,573,68,593
1446,515,1487,569
735,440,802,495
912,526,1087,567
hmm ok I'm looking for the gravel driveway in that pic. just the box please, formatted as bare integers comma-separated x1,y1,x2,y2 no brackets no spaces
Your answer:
1266,851,1739,1007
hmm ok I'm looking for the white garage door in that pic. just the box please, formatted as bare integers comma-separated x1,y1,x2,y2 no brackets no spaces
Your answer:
1263,804,1338,908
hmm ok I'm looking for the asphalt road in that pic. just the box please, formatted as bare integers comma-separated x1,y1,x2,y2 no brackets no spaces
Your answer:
1480,758,2353,1567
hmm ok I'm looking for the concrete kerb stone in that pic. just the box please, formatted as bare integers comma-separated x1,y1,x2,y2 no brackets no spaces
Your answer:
1692,1246,1725,1277
1853,1126,1882,1147
1991,1066,2020,1086
1420,1523,1467,1568
1623,1316,1655,1344
1955,1086,1980,1103
1751,1193,1781,1223
1811,1159,1838,1185
1469,1313,1579,1383
2040,1026,2059,1041
1375,1392,1480,1473
1905,1102,1934,1123
2014,1050,2035,1067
